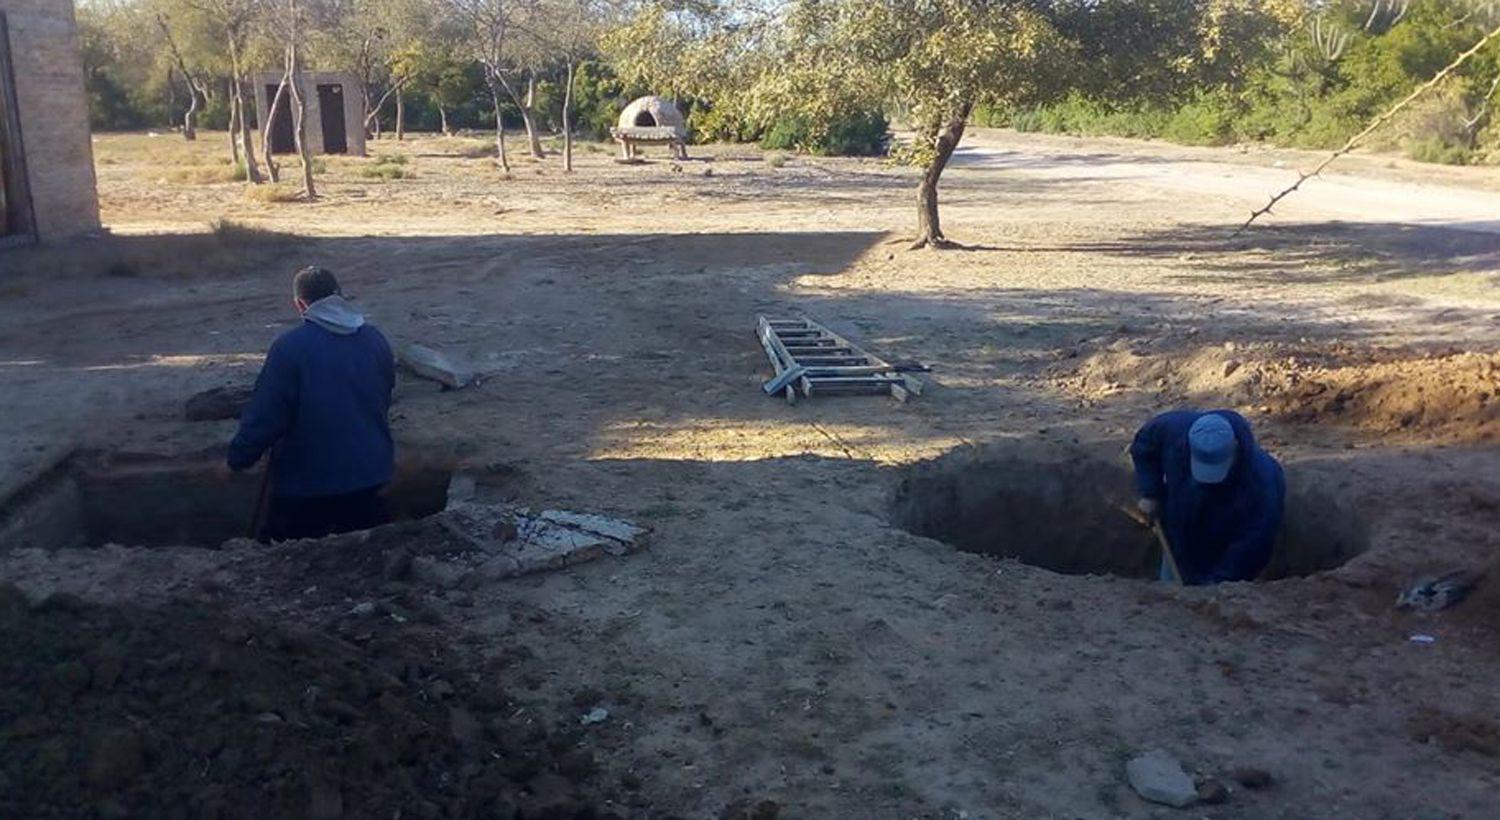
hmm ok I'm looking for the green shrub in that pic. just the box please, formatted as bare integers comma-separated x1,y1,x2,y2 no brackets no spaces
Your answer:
1404,137,1472,165
690,104,762,144
1009,108,1045,132
759,110,889,156
1160,90,1241,145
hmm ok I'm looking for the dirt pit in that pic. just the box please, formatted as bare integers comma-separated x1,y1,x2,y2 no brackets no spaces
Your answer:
0,450,455,551
890,444,1371,580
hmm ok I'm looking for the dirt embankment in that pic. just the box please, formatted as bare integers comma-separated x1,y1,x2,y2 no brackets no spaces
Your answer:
0,530,618,819
1054,337,1500,442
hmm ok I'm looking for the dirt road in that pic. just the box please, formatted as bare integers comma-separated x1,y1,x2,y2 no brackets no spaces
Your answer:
959,130,1500,235
2,131,1499,818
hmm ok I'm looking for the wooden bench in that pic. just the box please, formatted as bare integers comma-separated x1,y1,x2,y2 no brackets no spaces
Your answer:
610,126,688,161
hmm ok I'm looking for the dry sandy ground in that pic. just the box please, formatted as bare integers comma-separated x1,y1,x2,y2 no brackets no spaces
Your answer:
2,129,1500,818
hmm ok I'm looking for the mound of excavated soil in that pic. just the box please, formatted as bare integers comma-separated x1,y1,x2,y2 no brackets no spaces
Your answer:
0,579,611,819
1054,341,1500,442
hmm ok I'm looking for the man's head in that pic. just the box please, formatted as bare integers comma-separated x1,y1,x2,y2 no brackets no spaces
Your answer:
292,266,341,314
1188,413,1237,484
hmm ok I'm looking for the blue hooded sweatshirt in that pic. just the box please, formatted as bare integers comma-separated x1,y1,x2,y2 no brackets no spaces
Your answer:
1130,409,1285,584
228,295,395,498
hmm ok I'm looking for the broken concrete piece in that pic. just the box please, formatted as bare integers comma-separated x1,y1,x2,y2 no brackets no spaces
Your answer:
436,501,645,582
445,473,478,506
538,509,646,550
397,343,475,389
1126,749,1197,808
184,385,254,421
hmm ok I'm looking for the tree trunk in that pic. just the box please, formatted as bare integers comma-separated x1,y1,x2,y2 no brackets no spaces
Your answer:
438,103,450,137
287,44,316,199
912,105,971,250
183,91,199,141
522,74,543,158
361,86,374,138
261,72,289,183
562,62,575,173
226,36,262,183
156,14,200,141
490,83,510,173
166,68,180,131
518,107,543,158
396,87,405,141
227,86,241,167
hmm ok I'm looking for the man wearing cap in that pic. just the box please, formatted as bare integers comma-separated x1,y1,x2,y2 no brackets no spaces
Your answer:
1130,409,1285,584
227,266,396,541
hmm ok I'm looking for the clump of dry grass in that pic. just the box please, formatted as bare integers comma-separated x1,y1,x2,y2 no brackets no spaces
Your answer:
359,153,414,180
166,164,248,184
244,184,303,204
449,139,496,159
211,218,296,246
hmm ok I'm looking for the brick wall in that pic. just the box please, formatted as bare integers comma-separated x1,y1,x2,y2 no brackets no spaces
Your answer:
1,0,100,241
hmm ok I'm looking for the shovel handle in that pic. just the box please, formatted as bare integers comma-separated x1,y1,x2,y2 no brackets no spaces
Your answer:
1113,501,1184,586
249,468,272,540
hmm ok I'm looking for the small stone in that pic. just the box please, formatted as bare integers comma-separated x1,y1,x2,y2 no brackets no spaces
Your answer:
449,707,481,745
53,660,92,695
91,656,124,690
411,556,467,589
381,549,413,581
348,602,377,618
308,779,343,820
1222,359,1242,378
1229,766,1272,789
86,730,144,790
580,706,609,725
1125,749,1197,808
1197,777,1230,804
720,799,780,820
557,749,597,780
492,518,519,542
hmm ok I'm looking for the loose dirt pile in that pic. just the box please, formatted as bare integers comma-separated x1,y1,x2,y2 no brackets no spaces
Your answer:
0,536,614,819
1055,339,1500,442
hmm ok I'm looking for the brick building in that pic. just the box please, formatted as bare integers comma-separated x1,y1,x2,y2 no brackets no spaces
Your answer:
0,0,101,247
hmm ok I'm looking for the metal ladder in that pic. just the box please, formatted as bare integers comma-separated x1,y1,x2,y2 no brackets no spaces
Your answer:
756,315,924,404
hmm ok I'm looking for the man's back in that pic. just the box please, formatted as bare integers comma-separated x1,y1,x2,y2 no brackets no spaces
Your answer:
229,297,395,499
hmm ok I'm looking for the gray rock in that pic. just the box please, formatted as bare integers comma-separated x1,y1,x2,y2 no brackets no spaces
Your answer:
398,343,475,389
411,556,468,589
1126,749,1197,808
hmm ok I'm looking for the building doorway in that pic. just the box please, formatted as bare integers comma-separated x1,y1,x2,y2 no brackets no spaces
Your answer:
316,84,347,154
0,11,36,243
264,83,296,154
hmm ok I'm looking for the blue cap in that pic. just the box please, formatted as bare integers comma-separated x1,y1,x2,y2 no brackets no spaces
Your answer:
1189,414,1237,484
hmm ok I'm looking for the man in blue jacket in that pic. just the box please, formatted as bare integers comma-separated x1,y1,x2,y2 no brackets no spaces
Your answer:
1130,409,1285,584
228,266,395,541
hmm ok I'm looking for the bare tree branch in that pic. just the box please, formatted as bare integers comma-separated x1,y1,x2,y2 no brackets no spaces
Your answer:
1234,21,1500,237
